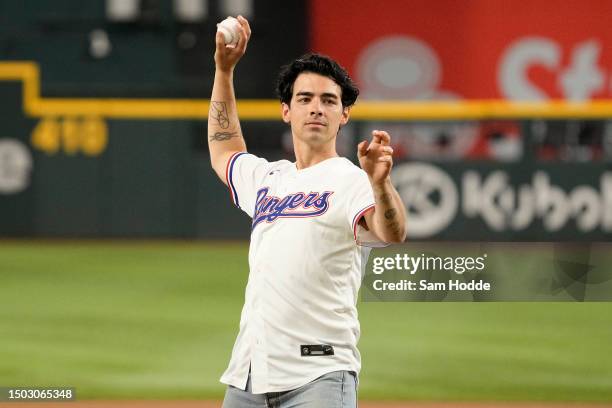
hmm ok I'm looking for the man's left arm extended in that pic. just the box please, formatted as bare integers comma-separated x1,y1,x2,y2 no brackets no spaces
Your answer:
358,130,407,243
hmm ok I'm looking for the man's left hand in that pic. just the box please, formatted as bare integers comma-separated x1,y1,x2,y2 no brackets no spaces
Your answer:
357,130,394,184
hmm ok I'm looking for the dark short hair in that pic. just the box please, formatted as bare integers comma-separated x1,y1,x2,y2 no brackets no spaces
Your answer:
275,53,360,108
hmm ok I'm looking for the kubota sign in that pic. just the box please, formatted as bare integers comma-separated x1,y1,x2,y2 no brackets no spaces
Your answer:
392,162,612,240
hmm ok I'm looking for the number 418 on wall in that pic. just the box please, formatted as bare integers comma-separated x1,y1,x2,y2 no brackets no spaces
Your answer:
31,117,108,156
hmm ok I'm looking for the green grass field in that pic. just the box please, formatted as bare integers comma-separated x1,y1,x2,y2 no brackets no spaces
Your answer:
1,241,611,402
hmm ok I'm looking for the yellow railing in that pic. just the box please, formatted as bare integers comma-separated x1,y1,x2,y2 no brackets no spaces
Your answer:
2,61,612,120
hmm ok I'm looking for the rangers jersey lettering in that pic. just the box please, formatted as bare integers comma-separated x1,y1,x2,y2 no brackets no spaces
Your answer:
252,188,333,228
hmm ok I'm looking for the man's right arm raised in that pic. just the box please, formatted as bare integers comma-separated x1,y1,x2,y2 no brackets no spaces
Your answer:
208,16,251,185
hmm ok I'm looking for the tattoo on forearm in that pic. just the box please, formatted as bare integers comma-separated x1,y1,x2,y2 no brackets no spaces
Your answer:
384,209,397,220
377,191,403,238
386,220,402,236
209,131,238,142
210,101,230,129
384,208,402,235
379,192,392,206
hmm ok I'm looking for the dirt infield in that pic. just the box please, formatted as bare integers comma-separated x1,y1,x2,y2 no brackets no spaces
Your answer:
1,401,610,408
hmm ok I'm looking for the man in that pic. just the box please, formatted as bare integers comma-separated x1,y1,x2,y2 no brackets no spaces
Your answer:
208,16,407,408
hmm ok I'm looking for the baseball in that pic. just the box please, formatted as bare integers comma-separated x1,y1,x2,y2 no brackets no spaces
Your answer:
217,16,241,47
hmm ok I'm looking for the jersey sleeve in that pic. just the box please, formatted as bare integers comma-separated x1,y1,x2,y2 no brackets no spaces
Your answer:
225,152,272,218
346,171,388,247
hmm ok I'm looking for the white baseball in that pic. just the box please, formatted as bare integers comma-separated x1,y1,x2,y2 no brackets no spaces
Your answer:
217,17,241,47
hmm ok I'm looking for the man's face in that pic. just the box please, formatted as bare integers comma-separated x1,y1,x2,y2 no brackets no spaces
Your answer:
281,72,350,148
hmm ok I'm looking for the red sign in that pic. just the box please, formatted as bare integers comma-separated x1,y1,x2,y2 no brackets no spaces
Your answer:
309,0,612,101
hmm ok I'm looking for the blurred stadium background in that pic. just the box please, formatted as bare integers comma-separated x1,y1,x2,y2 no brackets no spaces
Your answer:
1,0,611,406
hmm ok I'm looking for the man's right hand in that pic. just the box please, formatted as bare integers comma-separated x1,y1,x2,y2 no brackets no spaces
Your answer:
214,15,251,73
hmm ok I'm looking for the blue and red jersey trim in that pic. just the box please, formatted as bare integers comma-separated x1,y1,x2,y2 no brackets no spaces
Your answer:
225,151,248,208
352,203,375,241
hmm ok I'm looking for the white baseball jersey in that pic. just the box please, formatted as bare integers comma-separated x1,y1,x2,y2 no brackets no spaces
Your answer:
220,152,380,394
